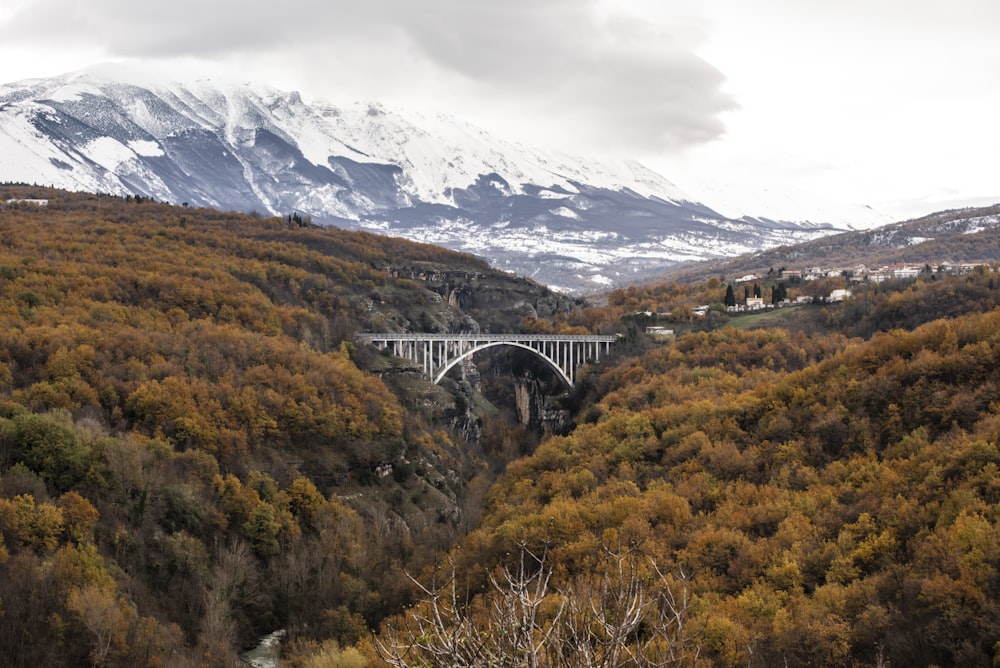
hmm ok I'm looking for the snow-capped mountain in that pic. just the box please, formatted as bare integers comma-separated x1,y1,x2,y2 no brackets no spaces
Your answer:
0,67,868,292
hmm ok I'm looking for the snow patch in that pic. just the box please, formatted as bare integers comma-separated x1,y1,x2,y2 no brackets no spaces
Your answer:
83,137,135,170
128,140,164,157
44,83,88,103
549,207,579,219
536,189,568,200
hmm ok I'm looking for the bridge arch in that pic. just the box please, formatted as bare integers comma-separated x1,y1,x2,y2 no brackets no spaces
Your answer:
433,341,571,387
357,333,618,388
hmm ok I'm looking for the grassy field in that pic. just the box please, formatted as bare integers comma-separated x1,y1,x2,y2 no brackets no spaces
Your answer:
729,304,802,328
726,302,833,332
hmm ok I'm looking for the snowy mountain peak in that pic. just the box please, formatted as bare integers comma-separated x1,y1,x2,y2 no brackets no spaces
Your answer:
0,68,871,291
0,69,685,210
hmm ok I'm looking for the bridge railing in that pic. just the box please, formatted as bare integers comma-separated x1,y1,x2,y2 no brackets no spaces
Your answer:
356,333,618,387
357,333,619,342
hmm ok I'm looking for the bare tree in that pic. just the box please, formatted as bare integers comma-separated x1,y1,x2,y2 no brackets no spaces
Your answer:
376,544,701,668
639,564,700,668
482,545,565,667
195,540,257,667
377,544,562,668
549,546,650,667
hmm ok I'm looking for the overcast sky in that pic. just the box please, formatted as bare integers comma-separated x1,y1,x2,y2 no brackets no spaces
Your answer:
0,0,997,220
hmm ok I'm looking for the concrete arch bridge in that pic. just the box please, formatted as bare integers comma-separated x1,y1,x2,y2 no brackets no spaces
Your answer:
357,333,618,387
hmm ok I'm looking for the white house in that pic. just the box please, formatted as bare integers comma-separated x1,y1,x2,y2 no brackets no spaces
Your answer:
646,326,675,339
3,198,49,206
829,289,852,302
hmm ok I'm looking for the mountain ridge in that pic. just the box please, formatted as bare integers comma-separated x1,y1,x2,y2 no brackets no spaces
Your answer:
1,67,887,292
635,202,1000,288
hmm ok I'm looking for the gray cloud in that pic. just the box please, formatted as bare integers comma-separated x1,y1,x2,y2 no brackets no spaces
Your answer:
0,0,735,153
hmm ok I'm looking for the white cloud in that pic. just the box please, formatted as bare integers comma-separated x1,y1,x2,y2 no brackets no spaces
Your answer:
0,0,734,155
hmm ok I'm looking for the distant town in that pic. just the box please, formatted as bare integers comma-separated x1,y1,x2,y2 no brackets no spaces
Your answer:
725,261,985,311
643,261,990,337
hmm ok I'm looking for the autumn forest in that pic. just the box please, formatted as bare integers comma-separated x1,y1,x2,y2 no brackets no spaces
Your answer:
2,187,1000,667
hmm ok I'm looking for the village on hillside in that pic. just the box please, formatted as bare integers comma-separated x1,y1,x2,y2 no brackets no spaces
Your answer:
723,261,985,313
642,260,990,338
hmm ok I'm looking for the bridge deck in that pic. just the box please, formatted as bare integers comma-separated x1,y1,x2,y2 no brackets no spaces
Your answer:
358,333,618,342
357,333,618,386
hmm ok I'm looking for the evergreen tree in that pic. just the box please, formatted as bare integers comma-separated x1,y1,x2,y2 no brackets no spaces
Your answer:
772,281,787,304
724,284,736,307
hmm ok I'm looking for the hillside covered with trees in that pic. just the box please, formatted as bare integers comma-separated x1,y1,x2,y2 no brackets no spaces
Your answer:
376,266,1000,667
3,187,1000,666
0,186,577,666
